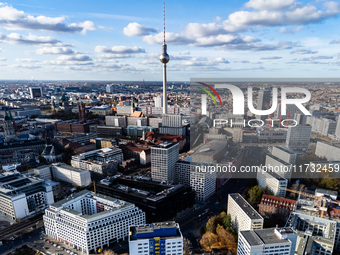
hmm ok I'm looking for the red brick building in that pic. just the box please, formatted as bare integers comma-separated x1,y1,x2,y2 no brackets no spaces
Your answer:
259,194,297,218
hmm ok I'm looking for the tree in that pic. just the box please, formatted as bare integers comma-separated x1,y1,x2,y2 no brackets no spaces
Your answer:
247,185,263,208
200,232,218,252
183,238,193,255
206,216,218,233
103,250,118,255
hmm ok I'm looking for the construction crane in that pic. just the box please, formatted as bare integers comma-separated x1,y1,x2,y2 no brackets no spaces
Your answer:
269,184,340,218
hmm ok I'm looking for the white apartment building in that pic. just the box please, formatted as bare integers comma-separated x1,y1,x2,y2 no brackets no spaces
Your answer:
286,125,312,151
129,221,183,255
0,172,54,219
34,163,91,187
237,228,297,255
151,142,179,183
71,146,123,178
190,167,216,201
307,117,337,136
265,154,293,181
44,190,145,255
315,141,340,161
271,146,297,165
228,193,264,233
257,169,287,197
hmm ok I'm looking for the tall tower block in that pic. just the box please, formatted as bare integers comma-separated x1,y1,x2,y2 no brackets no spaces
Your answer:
160,2,170,114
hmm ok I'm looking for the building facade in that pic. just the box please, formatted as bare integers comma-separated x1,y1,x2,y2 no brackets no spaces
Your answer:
44,190,145,255
227,193,264,233
129,222,183,255
151,142,179,183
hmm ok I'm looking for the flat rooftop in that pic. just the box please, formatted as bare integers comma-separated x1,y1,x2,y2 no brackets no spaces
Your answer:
229,193,263,220
49,190,135,220
241,228,293,246
130,221,182,241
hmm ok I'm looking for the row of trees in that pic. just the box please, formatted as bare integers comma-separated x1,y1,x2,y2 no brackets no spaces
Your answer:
200,211,237,254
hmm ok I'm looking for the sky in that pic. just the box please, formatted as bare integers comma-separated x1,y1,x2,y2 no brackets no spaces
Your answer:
0,0,340,81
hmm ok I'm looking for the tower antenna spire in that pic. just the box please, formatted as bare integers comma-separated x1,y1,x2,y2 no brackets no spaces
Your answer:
163,2,166,44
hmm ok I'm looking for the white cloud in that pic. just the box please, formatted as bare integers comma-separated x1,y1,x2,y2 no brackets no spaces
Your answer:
0,32,66,45
0,3,98,33
123,22,157,36
245,0,295,11
95,45,145,54
57,54,92,62
36,47,75,55
15,58,39,62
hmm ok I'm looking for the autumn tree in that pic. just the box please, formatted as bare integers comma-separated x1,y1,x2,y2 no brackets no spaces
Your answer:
103,250,118,255
200,232,219,252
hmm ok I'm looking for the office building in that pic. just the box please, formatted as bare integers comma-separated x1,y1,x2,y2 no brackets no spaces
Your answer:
129,221,183,255
29,87,42,98
151,142,179,183
286,212,336,255
44,190,145,255
159,114,185,136
227,193,264,233
257,168,288,197
71,146,123,179
237,227,297,255
105,116,126,127
286,125,312,151
96,175,195,222
190,167,216,201
0,172,54,219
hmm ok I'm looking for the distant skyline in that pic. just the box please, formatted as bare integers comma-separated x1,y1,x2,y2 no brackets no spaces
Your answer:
0,0,340,80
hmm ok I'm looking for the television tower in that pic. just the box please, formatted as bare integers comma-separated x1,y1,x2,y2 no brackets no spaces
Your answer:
160,2,170,114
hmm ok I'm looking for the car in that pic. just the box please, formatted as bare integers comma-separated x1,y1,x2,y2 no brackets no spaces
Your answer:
57,245,61,248
53,243,57,247
66,250,70,253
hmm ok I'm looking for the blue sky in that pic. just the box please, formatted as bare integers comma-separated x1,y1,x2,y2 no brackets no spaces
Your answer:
0,0,340,80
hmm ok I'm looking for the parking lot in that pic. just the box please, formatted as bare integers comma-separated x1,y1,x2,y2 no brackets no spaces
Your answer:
32,231,83,255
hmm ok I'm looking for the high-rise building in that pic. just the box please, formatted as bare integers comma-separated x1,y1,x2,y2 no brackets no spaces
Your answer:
336,116,340,139
106,84,114,93
315,141,340,161
154,96,163,108
44,190,145,255
257,168,288,197
227,193,264,233
201,94,207,115
129,221,183,255
151,142,179,183
256,89,272,120
29,87,42,98
190,167,216,201
286,125,312,151
237,227,297,255
159,114,185,136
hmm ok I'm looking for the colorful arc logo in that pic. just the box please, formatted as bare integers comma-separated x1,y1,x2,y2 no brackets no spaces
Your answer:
199,83,223,106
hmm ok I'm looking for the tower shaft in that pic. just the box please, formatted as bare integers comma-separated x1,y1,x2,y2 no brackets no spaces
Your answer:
163,63,167,114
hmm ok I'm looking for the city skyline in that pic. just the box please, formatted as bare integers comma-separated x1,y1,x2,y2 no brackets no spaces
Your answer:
0,0,340,80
